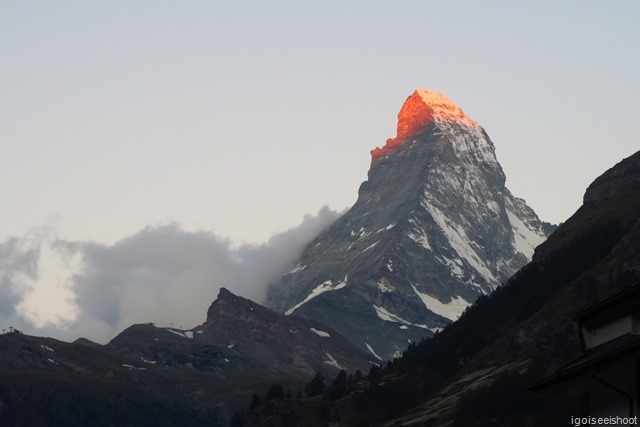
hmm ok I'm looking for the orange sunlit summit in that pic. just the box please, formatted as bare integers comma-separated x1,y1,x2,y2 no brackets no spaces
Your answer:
371,89,480,162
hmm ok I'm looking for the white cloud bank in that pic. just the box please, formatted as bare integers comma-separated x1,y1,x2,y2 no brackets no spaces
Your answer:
0,206,342,343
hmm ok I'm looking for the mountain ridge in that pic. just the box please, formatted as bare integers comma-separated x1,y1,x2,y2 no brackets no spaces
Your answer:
0,287,371,426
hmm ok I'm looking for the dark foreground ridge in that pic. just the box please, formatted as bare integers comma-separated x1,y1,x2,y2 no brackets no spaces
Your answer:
0,288,371,426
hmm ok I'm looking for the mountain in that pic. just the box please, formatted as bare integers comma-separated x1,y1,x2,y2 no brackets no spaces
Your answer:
108,288,372,381
0,288,370,426
266,89,554,360
245,150,640,426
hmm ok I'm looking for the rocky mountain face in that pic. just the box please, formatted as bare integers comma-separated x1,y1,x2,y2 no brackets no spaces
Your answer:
104,288,372,408
0,288,370,426
584,150,640,203
200,288,373,377
266,89,554,360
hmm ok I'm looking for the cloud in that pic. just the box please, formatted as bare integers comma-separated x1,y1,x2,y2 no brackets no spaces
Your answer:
0,206,342,343
0,229,46,319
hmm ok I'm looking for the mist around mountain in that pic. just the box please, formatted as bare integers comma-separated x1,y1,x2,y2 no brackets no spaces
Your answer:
0,205,343,344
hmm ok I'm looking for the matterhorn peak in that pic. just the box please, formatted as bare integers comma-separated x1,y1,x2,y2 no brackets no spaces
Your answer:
267,88,554,360
371,88,480,161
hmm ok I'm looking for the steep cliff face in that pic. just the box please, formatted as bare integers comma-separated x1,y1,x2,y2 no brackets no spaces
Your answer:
266,89,554,360
583,151,640,203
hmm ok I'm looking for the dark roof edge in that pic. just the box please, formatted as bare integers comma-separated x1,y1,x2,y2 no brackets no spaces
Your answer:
530,333,640,391
574,281,640,321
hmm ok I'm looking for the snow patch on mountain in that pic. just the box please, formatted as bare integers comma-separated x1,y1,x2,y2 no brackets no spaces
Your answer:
365,343,382,361
165,328,187,338
351,227,370,240
287,263,307,275
363,242,378,252
324,352,344,369
407,218,431,250
506,209,546,258
377,278,394,292
376,223,396,233
285,277,348,315
310,327,330,338
411,284,470,321
374,305,411,325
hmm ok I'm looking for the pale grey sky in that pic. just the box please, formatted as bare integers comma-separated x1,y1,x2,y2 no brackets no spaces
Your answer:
1,2,638,341
2,1,638,244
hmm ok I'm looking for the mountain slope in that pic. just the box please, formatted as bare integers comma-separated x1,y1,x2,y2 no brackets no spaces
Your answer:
266,89,553,360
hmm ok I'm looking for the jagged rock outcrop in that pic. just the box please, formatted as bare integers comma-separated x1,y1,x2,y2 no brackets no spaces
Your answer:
198,287,373,377
266,89,554,360
583,150,640,203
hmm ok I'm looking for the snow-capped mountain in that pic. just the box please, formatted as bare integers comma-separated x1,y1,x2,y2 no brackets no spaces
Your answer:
266,89,555,360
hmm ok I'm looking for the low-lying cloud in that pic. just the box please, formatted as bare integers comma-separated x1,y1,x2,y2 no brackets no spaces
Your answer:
0,206,343,343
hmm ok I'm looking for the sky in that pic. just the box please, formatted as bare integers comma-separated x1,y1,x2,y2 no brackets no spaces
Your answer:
1,1,638,342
